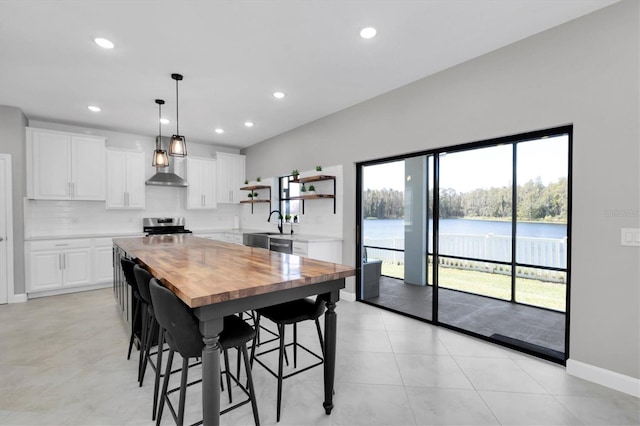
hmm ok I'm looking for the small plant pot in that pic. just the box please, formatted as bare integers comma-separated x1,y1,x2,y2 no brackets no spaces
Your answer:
306,191,316,196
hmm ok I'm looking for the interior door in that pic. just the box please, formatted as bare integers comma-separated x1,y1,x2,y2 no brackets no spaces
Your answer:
0,154,11,303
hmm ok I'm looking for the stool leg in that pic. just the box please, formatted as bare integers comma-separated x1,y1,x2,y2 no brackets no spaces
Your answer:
178,357,189,426
223,349,233,404
141,317,157,387
152,328,165,421
293,323,298,368
127,297,140,360
242,343,260,426
315,319,325,358
156,349,174,426
277,324,285,422
138,308,148,384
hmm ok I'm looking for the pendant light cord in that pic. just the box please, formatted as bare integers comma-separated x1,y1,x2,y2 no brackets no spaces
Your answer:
158,102,162,149
175,78,179,135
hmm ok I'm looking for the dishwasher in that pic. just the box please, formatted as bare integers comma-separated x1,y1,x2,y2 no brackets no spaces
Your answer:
269,238,293,254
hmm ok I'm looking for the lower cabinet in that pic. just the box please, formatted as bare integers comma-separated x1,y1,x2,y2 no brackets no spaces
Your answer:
292,240,342,264
26,236,136,296
27,240,92,292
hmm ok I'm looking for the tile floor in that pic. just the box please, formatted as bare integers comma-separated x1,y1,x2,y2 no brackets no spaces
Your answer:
1,288,638,425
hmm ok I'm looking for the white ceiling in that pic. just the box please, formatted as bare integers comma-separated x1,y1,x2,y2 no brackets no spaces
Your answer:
0,0,617,149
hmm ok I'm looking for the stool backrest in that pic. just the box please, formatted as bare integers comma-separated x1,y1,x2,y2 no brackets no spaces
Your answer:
133,264,154,305
149,278,203,358
121,258,138,292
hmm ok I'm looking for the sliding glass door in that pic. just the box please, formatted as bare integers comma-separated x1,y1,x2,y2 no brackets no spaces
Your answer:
357,126,571,362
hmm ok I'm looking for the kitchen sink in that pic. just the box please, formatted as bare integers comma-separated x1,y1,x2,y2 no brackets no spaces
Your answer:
242,232,283,248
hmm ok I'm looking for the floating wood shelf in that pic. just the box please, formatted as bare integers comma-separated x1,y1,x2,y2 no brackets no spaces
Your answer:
240,185,271,213
285,175,336,214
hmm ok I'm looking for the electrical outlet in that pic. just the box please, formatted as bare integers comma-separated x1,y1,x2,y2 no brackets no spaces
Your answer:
621,228,640,247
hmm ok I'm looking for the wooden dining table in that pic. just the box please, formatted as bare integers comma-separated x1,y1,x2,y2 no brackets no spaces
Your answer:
113,234,355,425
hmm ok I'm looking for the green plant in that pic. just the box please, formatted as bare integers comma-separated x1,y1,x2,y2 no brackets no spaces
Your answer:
244,179,249,185
308,185,315,191
292,169,299,177
278,214,283,220
247,192,254,198
315,165,322,172
300,184,307,192
252,192,258,197
293,214,299,223
285,214,291,221
256,177,261,182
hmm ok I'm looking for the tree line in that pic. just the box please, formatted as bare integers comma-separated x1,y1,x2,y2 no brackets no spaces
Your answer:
364,177,567,222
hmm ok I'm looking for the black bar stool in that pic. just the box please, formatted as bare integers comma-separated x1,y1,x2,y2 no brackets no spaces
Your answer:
252,296,325,422
150,278,260,426
120,258,141,361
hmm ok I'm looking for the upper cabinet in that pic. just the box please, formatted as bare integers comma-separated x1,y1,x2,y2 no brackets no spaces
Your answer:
215,152,245,204
106,149,145,209
26,128,106,200
186,157,217,209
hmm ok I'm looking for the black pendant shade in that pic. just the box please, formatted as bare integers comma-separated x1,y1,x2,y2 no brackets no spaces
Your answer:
169,73,187,157
152,99,169,167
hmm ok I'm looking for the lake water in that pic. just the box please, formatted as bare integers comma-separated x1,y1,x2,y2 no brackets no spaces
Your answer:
364,218,566,242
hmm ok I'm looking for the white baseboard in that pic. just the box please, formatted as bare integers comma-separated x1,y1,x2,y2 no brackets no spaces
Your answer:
9,293,27,303
566,359,640,398
27,283,111,299
340,289,356,302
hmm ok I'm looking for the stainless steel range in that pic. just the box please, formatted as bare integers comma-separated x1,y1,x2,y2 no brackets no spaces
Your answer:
143,217,192,236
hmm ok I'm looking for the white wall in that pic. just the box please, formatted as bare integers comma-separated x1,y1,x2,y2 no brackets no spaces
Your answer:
242,1,640,381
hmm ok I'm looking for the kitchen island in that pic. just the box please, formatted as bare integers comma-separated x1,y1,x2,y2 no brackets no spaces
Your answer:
113,234,355,425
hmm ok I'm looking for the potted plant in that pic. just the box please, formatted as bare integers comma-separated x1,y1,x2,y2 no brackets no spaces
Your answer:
315,165,322,172
256,176,261,183
247,192,254,199
252,191,258,199
244,179,249,185
291,169,299,181
307,185,316,195
293,214,299,223
284,214,291,222
300,184,307,194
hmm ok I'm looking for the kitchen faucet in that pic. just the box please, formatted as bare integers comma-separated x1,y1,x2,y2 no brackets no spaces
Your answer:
267,210,284,234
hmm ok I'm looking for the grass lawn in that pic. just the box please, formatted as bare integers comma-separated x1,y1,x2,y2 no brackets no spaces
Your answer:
381,263,566,312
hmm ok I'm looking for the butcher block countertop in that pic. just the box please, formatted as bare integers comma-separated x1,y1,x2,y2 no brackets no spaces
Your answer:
113,235,355,308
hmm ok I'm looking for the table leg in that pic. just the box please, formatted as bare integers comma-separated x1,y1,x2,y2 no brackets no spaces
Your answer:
199,317,224,426
323,290,340,414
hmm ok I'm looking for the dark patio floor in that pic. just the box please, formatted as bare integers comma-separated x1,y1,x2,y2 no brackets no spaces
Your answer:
363,276,566,360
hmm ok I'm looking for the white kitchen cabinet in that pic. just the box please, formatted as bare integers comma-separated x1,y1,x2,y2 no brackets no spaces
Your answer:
26,128,106,200
186,157,217,209
292,240,342,264
216,152,245,204
26,239,91,293
93,238,114,284
106,149,145,209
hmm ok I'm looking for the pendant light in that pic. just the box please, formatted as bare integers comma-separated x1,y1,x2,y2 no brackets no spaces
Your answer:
169,73,187,157
152,99,169,167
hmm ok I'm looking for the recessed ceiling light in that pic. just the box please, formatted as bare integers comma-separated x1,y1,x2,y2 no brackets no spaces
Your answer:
360,27,377,39
273,92,285,99
94,37,114,49
88,105,101,112
244,121,254,128
160,118,170,124
215,128,224,134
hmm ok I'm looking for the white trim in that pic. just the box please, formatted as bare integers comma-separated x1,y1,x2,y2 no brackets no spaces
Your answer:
566,359,640,398
27,283,111,299
340,289,356,302
9,293,27,303
0,154,14,305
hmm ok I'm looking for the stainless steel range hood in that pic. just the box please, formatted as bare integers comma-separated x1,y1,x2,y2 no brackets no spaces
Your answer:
146,136,188,187
146,169,188,187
